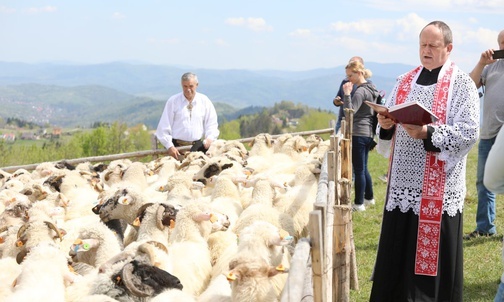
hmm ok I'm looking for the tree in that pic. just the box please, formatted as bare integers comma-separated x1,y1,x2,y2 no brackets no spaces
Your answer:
219,120,241,140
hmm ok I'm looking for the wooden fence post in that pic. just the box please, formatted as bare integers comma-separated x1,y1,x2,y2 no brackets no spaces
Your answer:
332,204,352,302
308,210,324,302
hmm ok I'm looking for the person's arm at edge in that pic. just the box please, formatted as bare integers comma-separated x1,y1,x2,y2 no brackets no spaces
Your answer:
203,97,220,149
484,127,504,194
469,49,496,88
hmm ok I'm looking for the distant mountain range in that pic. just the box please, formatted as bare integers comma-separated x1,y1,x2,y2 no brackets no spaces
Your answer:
0,61,416,129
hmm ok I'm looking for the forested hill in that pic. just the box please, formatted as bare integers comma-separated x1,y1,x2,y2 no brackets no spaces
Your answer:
0,61,415,128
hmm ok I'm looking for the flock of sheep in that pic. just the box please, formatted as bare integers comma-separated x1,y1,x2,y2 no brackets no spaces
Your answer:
0,132,329,302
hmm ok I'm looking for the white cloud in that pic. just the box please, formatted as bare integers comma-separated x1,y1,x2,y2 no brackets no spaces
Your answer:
25,6,57,14
215,38,229,46
225,17,273,32
0,6,16,14
463,27,500,47
394,13,426,42
330,19,396,36
112,12,126,19
146,38,179,45
363,0,504,13
289,29,312,38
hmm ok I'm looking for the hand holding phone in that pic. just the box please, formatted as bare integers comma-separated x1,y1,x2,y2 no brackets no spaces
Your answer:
492,49,504,60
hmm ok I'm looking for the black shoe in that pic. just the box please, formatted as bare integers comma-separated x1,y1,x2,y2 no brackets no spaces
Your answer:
463,230,495,240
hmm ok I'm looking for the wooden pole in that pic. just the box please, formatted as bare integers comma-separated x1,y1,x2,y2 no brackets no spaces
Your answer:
280,238,313,302
332,204,352,302
314,153,330,301
330,135,341,206
308,211,324,302
327,151,335,183
339,139,351,204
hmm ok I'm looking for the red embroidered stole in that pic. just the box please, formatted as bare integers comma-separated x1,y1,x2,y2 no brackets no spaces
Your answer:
394,63,454,276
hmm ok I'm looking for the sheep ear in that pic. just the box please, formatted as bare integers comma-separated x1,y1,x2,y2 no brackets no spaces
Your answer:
222,163,233,170
103,170,113,182
16,247,28,264
156,205,165,230
193,212,212,222
178,160,190,170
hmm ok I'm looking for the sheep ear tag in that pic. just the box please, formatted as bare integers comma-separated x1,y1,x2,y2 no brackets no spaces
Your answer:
226,272,236,281
118,195,132,205
209,213,218,223
276,264,286,271
133,217,141,227
169,219,176,229
279,229,292,240
68,264,76,273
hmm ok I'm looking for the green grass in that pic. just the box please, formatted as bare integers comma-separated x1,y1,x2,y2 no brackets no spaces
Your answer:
348,142,504,301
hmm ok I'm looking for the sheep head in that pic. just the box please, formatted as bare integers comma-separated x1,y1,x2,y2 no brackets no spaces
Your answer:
114,260,183,298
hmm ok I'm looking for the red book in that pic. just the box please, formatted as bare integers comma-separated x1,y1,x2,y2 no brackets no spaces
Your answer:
364,100,438,126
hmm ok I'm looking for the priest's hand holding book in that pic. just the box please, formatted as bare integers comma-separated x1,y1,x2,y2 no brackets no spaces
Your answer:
370,100,438,139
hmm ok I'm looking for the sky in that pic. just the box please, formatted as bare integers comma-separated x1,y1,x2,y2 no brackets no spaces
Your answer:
1,0,503,74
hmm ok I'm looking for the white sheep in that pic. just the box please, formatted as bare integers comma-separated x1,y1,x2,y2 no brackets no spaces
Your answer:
197,274,232,302
207,230,238,267
0,169,12,187
145,156,180,187
178,151,210,174
226,256,287,302
214,140,249,164
232,178,295,238
0,225,23,259
272,133,293,153
100,159,132,190
31,161,63,180
0,256,22,298
205,173,244,231
43,170,100,220
99,201,176,273
273,160,320,239
119,161,149,191
67,219,123,268
205,139,227,158
150,288,197,302
232,220,293,298
5,242,77,302
276,135,309,161
0,191,31,228
94,186,149,226
248,133,274,157
168,201,214,296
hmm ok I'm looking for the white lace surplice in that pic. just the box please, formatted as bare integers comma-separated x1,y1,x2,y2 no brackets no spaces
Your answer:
377,69,479,217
